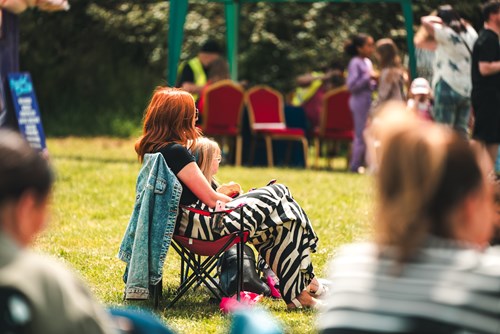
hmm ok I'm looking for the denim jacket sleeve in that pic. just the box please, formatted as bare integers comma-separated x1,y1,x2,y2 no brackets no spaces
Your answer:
117,153,182,299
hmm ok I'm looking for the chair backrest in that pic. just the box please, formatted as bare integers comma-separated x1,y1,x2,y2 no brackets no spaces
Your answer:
245,85,286,131
201,79,245,136
319,86,353,136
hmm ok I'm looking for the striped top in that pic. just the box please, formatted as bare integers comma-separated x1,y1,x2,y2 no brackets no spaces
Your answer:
317,238,500,334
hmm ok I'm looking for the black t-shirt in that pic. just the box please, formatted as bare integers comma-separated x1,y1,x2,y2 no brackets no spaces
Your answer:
472,29,500,92
156,143,197,205
176,64,194,87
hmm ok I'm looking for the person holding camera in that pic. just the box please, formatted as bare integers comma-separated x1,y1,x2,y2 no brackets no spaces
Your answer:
421,4,477,137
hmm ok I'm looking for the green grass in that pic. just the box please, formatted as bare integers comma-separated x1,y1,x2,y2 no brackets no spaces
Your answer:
36,137,374,334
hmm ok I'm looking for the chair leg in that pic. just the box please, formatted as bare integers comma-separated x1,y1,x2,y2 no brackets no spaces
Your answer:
220,136,229,163
329,141,340,170
346,141,353,170
265,136,274,168
149,278,162,310
314,137,320,169
301,137,309,169
235,135,242,167
236,205,245,301
285,141,292,166
168,244,228,308
250,137,256,166
331,141,337,170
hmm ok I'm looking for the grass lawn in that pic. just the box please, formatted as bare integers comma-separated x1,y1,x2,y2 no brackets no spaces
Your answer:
38,137,374,334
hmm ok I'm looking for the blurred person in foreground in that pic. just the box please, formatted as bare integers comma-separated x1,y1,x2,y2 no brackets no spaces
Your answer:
0,129,174,334
318,102,500,333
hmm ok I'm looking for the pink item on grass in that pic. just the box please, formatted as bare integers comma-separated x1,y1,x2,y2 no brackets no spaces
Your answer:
220,292,264,313
266,276,281,299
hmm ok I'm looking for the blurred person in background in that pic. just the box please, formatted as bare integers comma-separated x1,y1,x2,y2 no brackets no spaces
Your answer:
344,34,377,173
414,11,437,85
372,38,407,109
291,61,345,132
176,39,224,102
471,1,500,167
421,5,477,138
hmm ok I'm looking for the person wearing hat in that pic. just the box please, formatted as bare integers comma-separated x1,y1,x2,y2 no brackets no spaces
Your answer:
176,40,224,101
407,77,433,121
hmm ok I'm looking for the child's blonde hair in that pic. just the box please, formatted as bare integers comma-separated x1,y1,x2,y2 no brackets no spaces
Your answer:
191,137,221,183
375,38,406,85
376,38,401,69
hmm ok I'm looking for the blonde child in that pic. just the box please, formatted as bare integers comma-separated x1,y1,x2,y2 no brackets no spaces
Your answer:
190,137,221,187
407,77,433,121
191,137,242,198
372,38,407,109
191,137,283,298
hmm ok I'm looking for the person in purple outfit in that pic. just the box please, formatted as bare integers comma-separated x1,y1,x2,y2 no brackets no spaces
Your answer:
345,34,377,173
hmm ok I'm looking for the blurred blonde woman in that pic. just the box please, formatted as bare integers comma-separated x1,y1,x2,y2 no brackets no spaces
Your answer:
373,38,408,108
318,103,499,333
414,11,437,84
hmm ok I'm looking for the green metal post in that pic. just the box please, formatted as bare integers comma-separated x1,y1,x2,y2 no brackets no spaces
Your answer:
168,0,189,86
225,1,240,81
401,0,416,79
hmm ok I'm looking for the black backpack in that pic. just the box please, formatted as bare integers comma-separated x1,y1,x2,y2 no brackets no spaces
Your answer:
217,244,271,297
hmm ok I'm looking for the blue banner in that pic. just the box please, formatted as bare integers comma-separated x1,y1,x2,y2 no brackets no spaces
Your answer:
7,72,46,151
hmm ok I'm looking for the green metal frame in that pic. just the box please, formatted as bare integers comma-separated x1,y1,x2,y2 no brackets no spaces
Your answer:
167,0,415,86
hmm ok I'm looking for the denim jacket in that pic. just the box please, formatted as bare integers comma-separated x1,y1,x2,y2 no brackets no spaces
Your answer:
118,153,182,299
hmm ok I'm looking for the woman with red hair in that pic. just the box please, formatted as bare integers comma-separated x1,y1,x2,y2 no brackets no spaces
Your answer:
133,87,321,309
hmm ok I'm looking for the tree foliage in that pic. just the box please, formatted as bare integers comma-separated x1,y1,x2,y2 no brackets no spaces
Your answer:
17,0,483,136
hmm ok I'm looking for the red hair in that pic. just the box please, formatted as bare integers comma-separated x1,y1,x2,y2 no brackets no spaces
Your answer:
135,87,201,161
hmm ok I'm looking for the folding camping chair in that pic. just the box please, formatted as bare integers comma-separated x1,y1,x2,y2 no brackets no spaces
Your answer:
151,204,249,309
121,152,249,309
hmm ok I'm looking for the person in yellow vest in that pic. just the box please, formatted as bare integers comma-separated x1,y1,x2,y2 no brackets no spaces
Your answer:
176,40,223,101
291,61,345,131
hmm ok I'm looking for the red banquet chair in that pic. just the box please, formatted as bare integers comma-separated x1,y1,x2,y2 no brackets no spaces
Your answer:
245,85,309,168
313,86,354,169
200,80,245,166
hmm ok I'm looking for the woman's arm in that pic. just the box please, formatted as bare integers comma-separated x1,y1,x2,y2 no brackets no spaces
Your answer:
177,162,232,208
479,61,500,76
421,16,442,38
